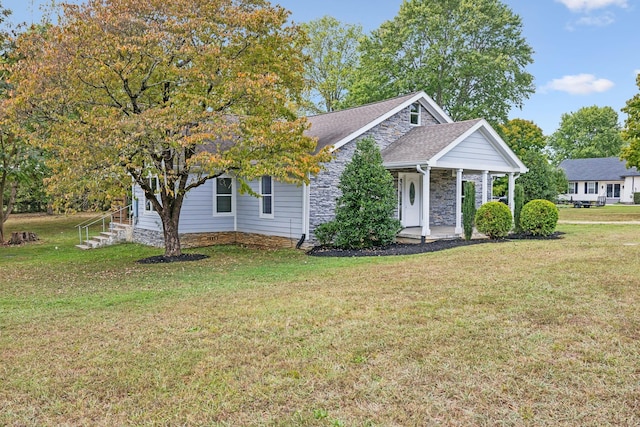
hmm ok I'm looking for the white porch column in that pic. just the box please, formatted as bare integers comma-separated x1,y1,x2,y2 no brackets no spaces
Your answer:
422,166,431,237
455,168,463,235
482,170,489,205
416,165,431,238
508,172,515,217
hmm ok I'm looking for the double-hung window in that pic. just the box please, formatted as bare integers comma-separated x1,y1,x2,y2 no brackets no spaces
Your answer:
568,182,578,194
585,182,598,194
260,175,274,218
144,176,160,212
410,103,421,126
214,177,234,215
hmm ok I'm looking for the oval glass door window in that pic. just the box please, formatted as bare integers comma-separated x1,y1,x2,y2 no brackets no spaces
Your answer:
409,182,416,205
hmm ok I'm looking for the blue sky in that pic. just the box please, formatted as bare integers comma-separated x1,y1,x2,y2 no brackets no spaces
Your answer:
5,0,639,135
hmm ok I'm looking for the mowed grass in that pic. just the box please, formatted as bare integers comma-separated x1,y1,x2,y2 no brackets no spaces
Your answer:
558,203,640,222
1,213,639,426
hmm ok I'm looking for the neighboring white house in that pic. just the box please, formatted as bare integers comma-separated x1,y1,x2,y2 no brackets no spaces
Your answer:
131,91,528,249
558,157,640,205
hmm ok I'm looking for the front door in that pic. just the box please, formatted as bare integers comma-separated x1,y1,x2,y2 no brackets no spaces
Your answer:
402,174,421,227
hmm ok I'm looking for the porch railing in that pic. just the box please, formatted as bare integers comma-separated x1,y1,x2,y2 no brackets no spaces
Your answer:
75,204,133,245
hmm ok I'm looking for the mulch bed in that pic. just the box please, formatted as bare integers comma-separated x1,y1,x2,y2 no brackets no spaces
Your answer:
307,232,564,258
136,253,210,264
133,233,564,261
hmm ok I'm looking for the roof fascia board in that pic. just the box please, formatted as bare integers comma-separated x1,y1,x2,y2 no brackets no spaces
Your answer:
383,159,524,173
417,92,454,125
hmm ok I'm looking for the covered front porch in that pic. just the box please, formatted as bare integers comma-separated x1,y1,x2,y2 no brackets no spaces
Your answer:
381,118,529,241
393,167,518,241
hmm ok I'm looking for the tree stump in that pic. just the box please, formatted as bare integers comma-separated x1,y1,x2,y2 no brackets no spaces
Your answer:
9,231,39,245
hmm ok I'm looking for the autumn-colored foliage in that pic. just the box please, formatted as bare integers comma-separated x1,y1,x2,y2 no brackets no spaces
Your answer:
9,0,330,256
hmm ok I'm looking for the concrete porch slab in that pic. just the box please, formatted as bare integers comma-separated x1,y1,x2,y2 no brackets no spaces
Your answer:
397,226,486,244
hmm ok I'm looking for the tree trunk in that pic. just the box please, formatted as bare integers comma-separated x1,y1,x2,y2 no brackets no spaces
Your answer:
158,195,183,257
0,180,18,244
9,231,39,245
162,215,182,257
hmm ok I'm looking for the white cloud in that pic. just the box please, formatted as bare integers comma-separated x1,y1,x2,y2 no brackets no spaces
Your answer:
574,12,615,26
556,0,628,12
541,74,614,95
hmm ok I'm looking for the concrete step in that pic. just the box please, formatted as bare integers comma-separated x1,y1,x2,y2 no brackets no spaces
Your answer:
75,244,91,250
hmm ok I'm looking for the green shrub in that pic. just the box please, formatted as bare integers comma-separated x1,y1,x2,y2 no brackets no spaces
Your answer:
634,192,640,204
332,137,402,249
513,184,524,233
462,181,476,240
474,201,512,239
520,199,559,236
314,221,338,245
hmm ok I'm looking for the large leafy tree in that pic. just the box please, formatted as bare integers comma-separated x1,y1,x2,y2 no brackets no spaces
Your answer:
344,0,534,124
300,16,363,114
0,4,45,243
497,119,566,203
547,105,625,164
10,0,330,256
621,75,640,169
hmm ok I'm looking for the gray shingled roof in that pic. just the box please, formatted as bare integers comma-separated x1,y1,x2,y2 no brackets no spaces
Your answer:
381,119,482,165
305,93,420,151
559,157,640,181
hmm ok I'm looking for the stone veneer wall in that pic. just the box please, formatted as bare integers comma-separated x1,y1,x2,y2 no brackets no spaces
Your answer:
307,105,439,243
418,170,486,227
133,229,298,249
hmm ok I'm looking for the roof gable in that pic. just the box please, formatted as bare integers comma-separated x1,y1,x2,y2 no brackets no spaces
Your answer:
559,157,640,181
382,119,527,173
305,91,453,152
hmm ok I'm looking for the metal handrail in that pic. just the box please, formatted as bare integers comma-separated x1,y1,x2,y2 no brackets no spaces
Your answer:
76,204,133,244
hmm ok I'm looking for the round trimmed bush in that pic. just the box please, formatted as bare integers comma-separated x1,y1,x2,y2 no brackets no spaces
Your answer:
474,201,512,239
520,199,559,236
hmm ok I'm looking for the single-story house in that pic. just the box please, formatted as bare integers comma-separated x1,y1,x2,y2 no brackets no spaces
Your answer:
131,91,528,249
558,157,640,205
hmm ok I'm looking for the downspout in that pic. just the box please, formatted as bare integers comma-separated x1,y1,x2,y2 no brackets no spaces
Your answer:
297,180,310,249
416,164,431,244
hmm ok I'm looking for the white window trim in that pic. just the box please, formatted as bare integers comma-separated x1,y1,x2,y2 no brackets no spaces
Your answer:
259,175,275,219
410,102,421,126
568,182,578,194
586,181,597,194
144,176,160,214
214,175,235,216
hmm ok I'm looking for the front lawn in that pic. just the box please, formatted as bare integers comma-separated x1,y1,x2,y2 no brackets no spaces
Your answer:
1,214,639,426
558,203,640,222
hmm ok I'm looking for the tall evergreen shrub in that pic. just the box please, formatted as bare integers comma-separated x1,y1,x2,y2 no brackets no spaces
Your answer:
462,181,476,240
332,137,401,248
514,184,524,234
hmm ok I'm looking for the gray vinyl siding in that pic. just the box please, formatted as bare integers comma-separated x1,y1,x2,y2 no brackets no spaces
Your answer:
439,130,512,170
236,179,304,238
179,180,234,233
133,184,163,232
132,180,234,233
